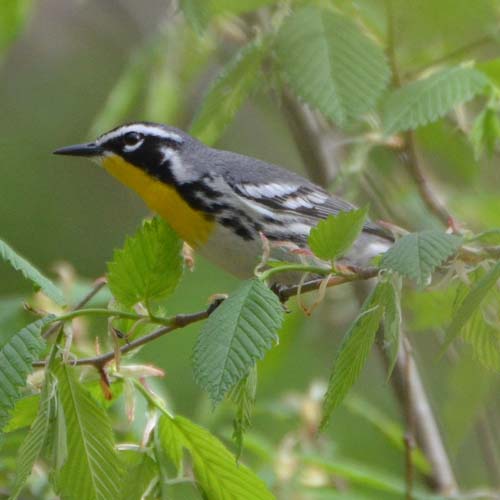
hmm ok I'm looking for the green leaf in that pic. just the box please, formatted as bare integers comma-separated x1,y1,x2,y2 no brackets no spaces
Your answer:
0,0,33,56
193,279,283,405
442,262,500,353
160,414,274,499
158,413,184,471
321,282,387,428
118,450,158,500
470,106,500,159
190,38,268,145
0,239,65,305
380,230,462,288
382,278,401,379
52,359,124,500
276,6,390,126
383,66,488,135
10,376,55,500
308,207,368,261
0,316,51,436
229,364,257,458
107,217,183,308
3,394,39,433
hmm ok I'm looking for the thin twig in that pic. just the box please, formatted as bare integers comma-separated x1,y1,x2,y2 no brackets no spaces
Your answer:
34,307,213,369
404,133,457,230
403,337,416,500
278,11,459,487
277,267,379,302
32,269,380,370
385,0,457,231
43,278,107,339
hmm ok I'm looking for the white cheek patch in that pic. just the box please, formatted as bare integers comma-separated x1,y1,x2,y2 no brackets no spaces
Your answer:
161,146,196,183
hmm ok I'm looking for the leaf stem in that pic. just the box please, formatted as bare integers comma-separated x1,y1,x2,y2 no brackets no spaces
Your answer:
50,307,173,327
257,264,332,282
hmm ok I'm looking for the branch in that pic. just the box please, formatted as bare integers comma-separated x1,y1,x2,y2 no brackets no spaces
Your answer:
403,132,457,230
277,22,459,490
33,270,378,370
385,0,457,231
34,306,214,370
276,267,379,302
386,337,458,494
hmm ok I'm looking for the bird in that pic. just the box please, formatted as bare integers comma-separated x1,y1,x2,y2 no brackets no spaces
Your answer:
53,122,393,284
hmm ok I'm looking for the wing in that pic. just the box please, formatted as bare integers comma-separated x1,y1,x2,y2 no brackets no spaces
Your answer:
231,181,393,241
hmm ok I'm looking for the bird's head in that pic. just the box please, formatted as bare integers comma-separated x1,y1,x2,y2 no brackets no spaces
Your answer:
53,122,195,183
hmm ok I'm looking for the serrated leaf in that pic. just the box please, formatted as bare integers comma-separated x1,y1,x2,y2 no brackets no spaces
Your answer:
276,6,390,126
229,364,257,458
470,106,500,159
0,239,65,305
9,376,55,500
0,0,33,56
380,230,462,288
158,413,184,471
160,414,274,499
3,394,39,433
193,279,283,405
52,359,124,500
0,316,52,436
107,217,183,308
442,262,500,354
190,38,268,145
308,207,368,261
118,450,158,500
383,66,488,135
321,282,387,428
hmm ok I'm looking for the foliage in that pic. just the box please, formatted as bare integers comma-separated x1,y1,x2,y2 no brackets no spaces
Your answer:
383,66,488,135
276,6,390,126
160,413,274,499
107,217,183,309
321,281,389,429
0,239,65,305
193,279,283,405
2,0,500,498
380,230,463,288
0,316,52,436
308,207,368,262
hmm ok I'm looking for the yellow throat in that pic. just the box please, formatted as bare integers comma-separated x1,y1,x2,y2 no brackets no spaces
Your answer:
102,155,214,247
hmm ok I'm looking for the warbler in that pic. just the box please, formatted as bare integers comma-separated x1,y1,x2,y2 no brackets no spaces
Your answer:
54,122,392,283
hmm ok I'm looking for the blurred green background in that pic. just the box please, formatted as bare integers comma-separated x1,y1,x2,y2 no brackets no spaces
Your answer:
2,1,500,498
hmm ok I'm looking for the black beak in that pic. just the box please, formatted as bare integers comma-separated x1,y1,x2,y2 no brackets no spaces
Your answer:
53,142,104,157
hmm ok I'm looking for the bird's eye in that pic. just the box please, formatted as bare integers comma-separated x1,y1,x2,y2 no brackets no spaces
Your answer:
123,132,143,147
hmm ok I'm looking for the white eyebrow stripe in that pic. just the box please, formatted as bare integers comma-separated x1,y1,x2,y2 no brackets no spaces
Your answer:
97,124,183,144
